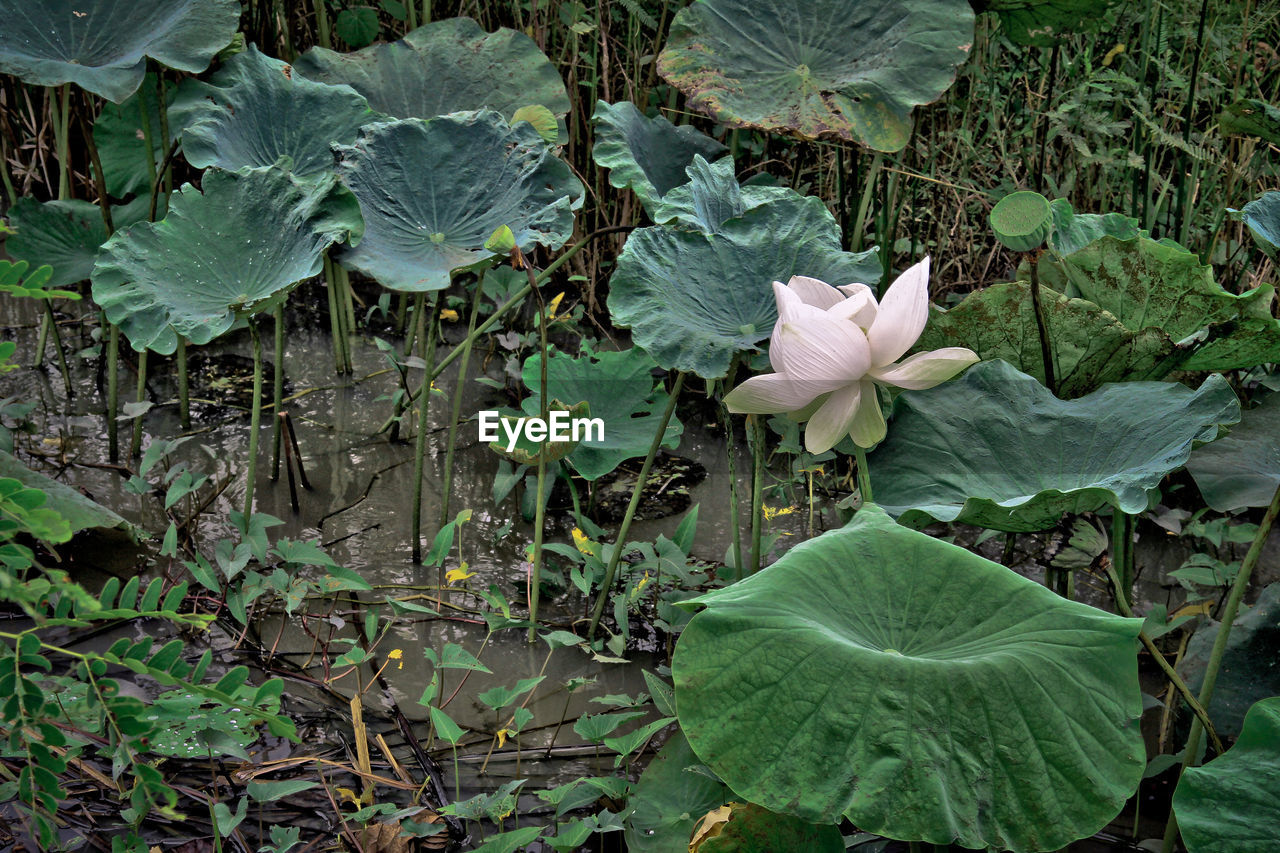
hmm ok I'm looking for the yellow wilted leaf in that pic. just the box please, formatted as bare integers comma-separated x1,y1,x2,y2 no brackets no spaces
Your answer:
496,727,515,749
572,527,599,556
335,786,370,808
445,567,475,585
689,804,734,851
439,308,459,322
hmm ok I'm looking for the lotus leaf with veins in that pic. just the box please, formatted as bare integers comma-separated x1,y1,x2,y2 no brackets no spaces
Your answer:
0,0,240,103
591,100,729,211
868,359,1240,531
91,167,363,354
657,0,974,151
333,112,582,293
608,193,880,380
674,504,1146,851
293,17,569,136
174,45,377,179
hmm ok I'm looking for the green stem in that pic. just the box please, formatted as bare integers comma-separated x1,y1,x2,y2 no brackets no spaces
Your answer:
177,338,191,430
49,85,71,200
107,325,120,463
322,254,347,375
42,302,73,398
851,152,883,255
271,305,285,481
313,0,332,48
854,444,874,504
129,350,147,458
410,294,441,563
1111,511,1134,610
1160,481,1280,853
244,319,264,519
589,372,686,637
1028,253,1056,395
1103,557,1222,756
528,261,550,641
749,414,765,575
440,272,487,526
375,226,631,434
719,392,744,573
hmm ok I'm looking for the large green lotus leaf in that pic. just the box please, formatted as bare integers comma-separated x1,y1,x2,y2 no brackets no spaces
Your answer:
673,505,1145,850
974,0,1122,47
1178,583,1280,739
91,168,363,354
293,18,569,135
609,195,881,379
174,46,377,179
92,73,179,198
623,730,730,852
6,196,153,289
649,156,795,234
1060,235,1280,371
914,280,1171,398
869,360,1240,531
333,113,581,292
1187,394,1280,511
656,0,974,151
0,0,239,103
1231,191,1280,260
1220,98,1280,146
1173,696,1280,853
591,100,728,210
519,346,683,481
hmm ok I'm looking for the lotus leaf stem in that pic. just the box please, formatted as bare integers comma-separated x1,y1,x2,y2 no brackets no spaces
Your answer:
440,270,487,528
1111,511,1134,608
749,414,765,575
107,325,120,462
129,350,147,458
1028,254,1056,395
1103,556,1222,756
243,319,264,519
410,294,441,563
1160,479,1280,853
719,357,744,573
851,152,883,256
589,371,686,638
177,339,190,430
271,306,285,480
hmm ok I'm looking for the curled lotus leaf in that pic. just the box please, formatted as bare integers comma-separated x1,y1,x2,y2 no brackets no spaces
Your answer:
649,156,795,234
591,100,728,210
1172,697,1280,853
0,0,240,102
174,45,377,179
608,194,880,379
914,280,1172,397
1045,198,1143,257
333,113,582,292
673,504,1145,850
91,167,363,354
1230,191,1280,260
869,359,1240,531
294,17,569,136
656,0,974,151
1060,235,1280,371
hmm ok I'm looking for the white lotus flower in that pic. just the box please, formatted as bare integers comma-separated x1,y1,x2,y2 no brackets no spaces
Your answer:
724,257,978,452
